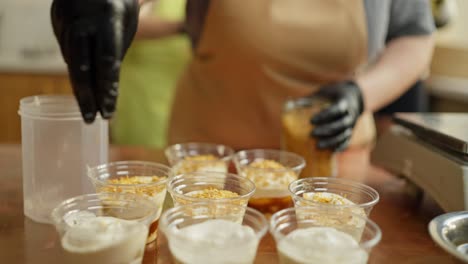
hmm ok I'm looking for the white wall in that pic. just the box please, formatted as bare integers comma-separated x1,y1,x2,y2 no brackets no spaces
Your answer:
436,0,468,48
0,0,66,72
428,0,468,106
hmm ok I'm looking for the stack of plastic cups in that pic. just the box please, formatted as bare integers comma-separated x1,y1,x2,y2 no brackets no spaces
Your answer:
19,95,108,224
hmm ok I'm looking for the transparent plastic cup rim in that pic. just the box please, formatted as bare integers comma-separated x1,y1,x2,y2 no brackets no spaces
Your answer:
289,177,380,210
167,171,256,203
50,193,159,228
283,95,330,111
18,95,91,121
270,207,382,250
160,202,269,240
164,142,235,164
88,161,171,188
234,149,306,174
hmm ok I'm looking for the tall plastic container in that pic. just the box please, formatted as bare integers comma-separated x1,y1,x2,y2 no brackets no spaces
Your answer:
18,95,108,224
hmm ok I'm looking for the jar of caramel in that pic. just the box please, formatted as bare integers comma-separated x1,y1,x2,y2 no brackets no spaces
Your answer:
281,96,337,178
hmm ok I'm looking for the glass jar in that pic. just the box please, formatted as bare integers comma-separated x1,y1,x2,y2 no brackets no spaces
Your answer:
281,96,337,177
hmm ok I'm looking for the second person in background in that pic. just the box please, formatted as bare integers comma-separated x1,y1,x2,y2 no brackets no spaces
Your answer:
168,0,435,151
112,0,190,148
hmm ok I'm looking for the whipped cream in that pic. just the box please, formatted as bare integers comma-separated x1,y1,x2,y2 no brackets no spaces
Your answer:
61,214,148,264
278,227,368,264
168,219,258,264
150,190,166,215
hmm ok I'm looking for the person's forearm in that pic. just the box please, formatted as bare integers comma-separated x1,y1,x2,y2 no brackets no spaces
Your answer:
356,34,434,112
136,17,183,40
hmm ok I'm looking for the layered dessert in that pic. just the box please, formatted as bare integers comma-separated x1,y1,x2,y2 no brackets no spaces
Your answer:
240,159,297,215
301,192,366,217
173,186,242,206
61,212,148,264
98,175,167,242
172,155,228,175
278,227,368,264
176,187,244,221
297,192,366,240
168,219,259,264
302,192,360,207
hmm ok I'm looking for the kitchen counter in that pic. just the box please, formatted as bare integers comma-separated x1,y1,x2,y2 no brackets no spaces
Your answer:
0,144,462,263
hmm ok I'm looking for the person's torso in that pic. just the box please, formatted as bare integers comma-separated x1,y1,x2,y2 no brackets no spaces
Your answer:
169,0,374,149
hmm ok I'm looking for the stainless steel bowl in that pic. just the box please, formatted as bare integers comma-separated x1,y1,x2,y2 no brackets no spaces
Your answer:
429,211,468,263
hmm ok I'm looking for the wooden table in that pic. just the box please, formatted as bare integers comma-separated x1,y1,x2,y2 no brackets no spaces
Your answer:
0,144,461,264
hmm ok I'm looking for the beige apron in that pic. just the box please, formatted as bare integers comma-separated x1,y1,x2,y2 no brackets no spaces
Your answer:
168,0,375,149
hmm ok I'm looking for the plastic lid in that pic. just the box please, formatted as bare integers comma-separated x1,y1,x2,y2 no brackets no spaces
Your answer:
18,95,82,120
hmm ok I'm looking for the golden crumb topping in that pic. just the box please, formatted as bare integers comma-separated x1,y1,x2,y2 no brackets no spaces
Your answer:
184,154,219,161
173,155,227,174
241,159,297,189
300,192,367,226
303,192,352,205
108,176,165,185
249,159,286,169
99,176,166,197
187,187,239,199
296,192,367,232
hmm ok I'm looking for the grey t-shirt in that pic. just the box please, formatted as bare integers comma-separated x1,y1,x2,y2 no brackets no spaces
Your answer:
185,0,435,62
364,0,435,63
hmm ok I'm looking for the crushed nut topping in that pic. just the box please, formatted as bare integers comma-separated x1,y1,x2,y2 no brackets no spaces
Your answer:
187,187,239,199
108,176,165,185
303,192,352,205
173,155,227,174
99,176,167,197
249,160,286,169
300,192,367,227
241,159,297,189
184,154,219,161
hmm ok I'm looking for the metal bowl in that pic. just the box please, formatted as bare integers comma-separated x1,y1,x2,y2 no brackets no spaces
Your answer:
429,211,468,263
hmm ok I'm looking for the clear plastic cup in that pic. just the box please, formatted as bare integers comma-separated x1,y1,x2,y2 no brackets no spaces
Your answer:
289,177,379,216
88,161,171,243
18,95,108,224
164,142,235,175
167,171,255,221
159,203,268,264
281,96,337,178
270,207,382,264
51,193,158,264
233,149,305,216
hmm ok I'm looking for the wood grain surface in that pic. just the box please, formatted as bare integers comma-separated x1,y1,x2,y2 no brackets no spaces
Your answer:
0,144,462,264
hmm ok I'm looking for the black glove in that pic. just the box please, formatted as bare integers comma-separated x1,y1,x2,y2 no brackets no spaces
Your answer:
310,81,364,151
51,0,139,123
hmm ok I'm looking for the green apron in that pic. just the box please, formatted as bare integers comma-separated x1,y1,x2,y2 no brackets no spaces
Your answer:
112,0,191,148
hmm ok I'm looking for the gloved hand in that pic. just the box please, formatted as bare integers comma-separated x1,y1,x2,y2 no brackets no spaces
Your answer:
51,0,139,123
310,81,364,151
